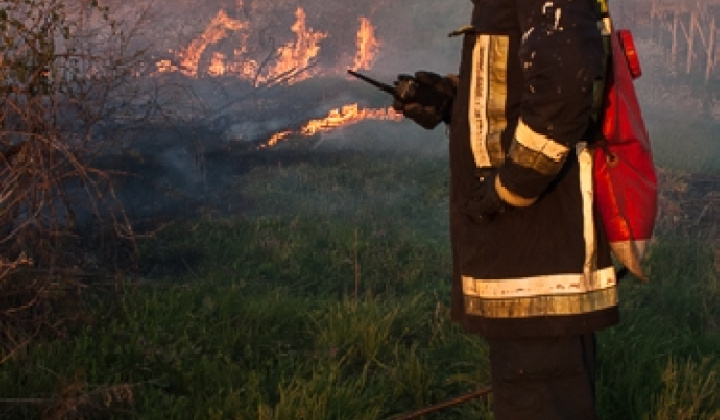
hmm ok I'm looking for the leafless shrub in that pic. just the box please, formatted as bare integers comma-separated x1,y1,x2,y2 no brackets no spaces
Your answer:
0,0,152,369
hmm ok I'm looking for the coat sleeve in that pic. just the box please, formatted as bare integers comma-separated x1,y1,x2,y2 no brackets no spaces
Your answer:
496,0,604,206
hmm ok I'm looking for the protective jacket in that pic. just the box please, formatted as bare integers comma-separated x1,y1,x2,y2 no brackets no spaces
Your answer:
448,0,618,337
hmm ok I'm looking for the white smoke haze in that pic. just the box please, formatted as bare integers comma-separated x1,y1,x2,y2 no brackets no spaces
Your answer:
99,0,470,145
36,0,719,154
82,0,720,223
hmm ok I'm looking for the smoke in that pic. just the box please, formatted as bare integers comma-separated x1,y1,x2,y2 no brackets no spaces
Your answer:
313,120,449,156
365,2,470,77
112,0,473,149
87,0,720,224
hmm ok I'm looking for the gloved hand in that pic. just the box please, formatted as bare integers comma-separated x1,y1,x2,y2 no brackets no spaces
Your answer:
465,170,507,222
392,71,456,130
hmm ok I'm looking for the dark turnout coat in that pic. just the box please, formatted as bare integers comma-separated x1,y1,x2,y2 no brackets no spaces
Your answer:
448,0,619,337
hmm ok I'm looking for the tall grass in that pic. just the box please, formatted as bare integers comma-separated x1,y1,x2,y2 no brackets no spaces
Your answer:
597,237,720,420
1,145,718,419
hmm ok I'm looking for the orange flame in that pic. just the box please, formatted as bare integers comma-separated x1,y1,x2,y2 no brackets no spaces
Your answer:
261,104,402,148
208,52,227,77
351,17,380,71
157,7,327,84
264,8,327,85
176,9,247,77
155,8,397,149
156,8,381,83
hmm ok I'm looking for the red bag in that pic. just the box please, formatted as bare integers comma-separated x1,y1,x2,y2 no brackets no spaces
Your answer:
594,28,657,281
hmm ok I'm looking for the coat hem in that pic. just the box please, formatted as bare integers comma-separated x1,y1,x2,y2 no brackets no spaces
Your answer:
453,307,619,338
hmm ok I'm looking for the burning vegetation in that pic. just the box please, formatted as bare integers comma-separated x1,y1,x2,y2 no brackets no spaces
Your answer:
1,0,438,298
262,104,401,148
2,1,720,419
150,1,402,148
158,7,329,84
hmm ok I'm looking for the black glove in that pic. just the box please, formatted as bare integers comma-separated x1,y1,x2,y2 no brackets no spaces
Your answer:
392,71,456,130
465,170,507,222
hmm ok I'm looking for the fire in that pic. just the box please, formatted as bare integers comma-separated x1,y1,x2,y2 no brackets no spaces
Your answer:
264,8,327,85
176,9,247,77
154,7,397,149
155,9,380,83
157,7,326,85
260,104,402,148
351,17,380,71
208,52,227,77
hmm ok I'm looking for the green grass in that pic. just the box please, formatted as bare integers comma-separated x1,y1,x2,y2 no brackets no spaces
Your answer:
1,144,719,419
597,238,720,420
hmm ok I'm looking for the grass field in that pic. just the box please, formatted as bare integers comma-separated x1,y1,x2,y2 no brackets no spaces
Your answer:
1,121,719,419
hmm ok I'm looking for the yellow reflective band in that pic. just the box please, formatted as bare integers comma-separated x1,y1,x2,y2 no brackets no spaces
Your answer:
510,120,570,177
495,175,536,207
462,266,616,299
578,145,597,276
468,34,509,168
515,120,570,161
463,286,618,318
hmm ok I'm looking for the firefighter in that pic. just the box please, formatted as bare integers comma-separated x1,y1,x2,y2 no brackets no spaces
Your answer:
392,0,617,418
